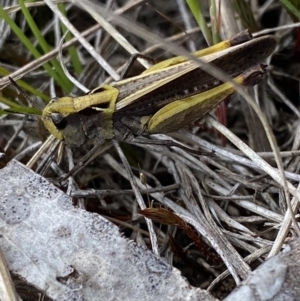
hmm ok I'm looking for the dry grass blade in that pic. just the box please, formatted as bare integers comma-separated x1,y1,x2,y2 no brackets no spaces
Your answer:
0,248,21,301
112,140,159,255
44,0,120,80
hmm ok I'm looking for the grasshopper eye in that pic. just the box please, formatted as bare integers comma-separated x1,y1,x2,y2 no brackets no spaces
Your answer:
51,113,67,130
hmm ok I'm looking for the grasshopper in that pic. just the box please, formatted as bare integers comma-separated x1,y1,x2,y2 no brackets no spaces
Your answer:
42,30,277,148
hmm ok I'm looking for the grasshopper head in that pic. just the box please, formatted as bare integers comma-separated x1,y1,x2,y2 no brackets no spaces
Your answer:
42,97,85,146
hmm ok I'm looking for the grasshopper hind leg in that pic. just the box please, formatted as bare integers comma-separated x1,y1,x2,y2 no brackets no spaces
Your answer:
130,137,213,156
113,115,213,156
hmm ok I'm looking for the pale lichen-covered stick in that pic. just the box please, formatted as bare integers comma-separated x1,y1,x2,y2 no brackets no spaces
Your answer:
0,158,217,301
224,239,300,301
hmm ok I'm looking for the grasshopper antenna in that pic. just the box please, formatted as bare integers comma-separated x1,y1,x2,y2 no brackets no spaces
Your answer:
8,77,44,111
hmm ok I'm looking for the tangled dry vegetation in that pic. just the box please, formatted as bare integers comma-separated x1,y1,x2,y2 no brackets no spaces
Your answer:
1,0,300,300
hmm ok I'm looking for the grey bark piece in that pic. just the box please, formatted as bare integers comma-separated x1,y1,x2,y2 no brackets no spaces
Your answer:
224,239,300,301
0,159,217,301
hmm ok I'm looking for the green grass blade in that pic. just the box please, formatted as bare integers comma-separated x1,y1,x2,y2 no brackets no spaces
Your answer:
231,0,259,31
0,96,41,115
280,0,300,20
0,4,71,93
186,0,213,46
209,0,221,44
0,66,50,102
18,0,72,91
